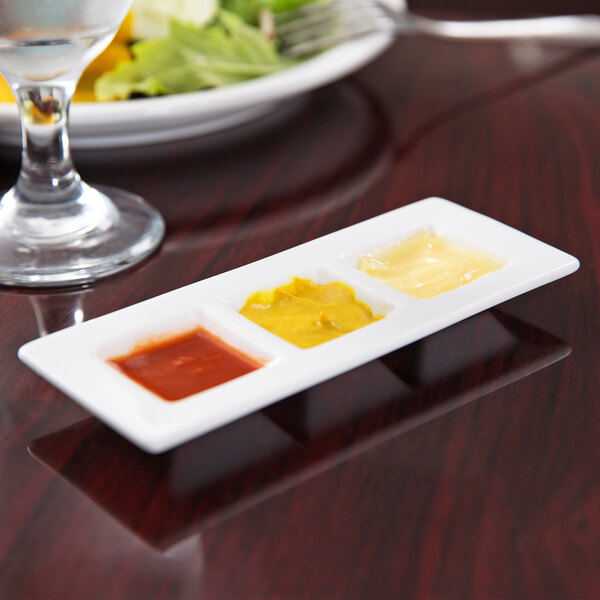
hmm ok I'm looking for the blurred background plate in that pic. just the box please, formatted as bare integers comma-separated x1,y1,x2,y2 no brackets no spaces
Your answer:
0,0,400,149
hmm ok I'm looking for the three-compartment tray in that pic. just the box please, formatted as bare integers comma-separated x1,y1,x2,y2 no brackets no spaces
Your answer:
19,198,580,453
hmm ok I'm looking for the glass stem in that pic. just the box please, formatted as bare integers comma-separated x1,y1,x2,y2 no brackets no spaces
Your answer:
11,81,82,205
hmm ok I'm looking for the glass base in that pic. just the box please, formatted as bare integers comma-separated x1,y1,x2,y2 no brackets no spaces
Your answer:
0,183,165,288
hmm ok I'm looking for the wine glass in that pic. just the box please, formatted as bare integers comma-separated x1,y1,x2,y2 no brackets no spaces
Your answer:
0,0,165,287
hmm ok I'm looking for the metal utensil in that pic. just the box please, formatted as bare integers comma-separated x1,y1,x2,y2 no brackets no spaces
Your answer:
273,0,600,57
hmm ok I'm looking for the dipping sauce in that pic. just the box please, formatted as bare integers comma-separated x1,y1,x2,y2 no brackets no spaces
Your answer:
239,277,384,349
357,230,505,299
109,327,263,401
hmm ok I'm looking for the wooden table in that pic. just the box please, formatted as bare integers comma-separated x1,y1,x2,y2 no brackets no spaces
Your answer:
1,5,598,598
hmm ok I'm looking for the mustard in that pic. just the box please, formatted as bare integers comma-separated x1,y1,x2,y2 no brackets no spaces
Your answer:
239,277,384,348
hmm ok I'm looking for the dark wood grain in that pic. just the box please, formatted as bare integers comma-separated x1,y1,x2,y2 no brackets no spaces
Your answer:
0,1,598,598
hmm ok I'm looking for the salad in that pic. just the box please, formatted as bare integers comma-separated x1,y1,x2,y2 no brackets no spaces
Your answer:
0,0,318,104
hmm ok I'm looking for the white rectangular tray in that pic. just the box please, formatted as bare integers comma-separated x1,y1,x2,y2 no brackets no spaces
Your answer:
19,198,579,453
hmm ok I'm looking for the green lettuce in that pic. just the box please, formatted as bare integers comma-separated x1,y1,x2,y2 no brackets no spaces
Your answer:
222,0,321,25
95,9,295,101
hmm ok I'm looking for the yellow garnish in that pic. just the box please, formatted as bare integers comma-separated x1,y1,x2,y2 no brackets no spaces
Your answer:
0,75,12,103
74,43,132,102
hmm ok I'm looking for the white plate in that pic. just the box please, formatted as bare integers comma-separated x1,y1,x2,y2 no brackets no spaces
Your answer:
0,1,400,149
19,198,579,453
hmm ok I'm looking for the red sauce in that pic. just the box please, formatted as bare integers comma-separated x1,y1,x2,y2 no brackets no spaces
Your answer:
109,327,264,401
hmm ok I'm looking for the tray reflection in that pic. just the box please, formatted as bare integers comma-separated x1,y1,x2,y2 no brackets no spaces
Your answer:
28,309,569,552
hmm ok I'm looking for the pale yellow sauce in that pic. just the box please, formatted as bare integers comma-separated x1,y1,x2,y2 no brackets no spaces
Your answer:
239,277,384,349
357,230,505,299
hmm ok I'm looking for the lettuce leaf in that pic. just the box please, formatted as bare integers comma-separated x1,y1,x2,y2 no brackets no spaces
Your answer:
222,0,321,25
95,9,294,101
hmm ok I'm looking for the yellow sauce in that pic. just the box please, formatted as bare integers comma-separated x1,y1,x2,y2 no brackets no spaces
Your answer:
0,14,133,104
357,230,505,299
239,277,384,349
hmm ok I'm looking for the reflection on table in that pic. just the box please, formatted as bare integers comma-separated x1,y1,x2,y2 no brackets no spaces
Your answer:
29,309,569,552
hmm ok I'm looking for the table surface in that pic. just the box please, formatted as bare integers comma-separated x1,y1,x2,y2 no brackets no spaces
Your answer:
1,4,599,599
